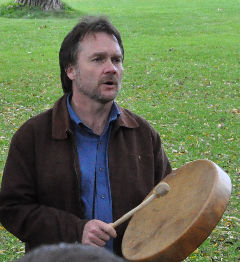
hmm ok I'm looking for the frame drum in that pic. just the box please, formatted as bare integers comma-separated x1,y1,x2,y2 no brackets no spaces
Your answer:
122,160,232,262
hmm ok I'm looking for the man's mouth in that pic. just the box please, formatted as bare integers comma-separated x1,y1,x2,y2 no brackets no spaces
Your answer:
100,77,118,87
103,81,115,85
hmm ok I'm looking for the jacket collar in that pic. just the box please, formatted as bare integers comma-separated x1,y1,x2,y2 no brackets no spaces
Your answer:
52,94,72,139
116,106,139,129
52,95,139,140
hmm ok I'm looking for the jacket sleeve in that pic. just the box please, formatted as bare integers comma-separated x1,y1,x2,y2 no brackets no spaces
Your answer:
0,126,88,248
151,129,172,184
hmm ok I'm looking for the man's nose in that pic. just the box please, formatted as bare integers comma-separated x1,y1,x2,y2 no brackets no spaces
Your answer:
103,59,117,74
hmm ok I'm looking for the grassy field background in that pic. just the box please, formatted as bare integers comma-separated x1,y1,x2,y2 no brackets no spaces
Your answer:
0,0,239,261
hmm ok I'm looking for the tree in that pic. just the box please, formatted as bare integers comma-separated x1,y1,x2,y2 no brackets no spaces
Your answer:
15,0,63,11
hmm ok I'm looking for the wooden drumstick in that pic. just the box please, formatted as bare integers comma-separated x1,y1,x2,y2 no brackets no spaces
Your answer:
111,182,170,228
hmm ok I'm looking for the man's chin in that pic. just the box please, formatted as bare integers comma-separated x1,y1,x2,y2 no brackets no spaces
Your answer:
97,95,117,104
97,90,119,103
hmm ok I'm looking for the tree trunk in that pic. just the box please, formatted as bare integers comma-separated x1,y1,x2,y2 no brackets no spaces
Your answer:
15,0,63,11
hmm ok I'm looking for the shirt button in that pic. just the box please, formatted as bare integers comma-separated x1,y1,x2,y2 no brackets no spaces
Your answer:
99,167,104,171
101,194,105,199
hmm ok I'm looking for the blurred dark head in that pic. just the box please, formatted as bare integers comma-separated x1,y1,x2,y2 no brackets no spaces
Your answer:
15,243,126,262
59,16,124,94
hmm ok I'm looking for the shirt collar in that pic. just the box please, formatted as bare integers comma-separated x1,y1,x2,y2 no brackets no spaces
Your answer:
51,95,139,140
67,94,82,126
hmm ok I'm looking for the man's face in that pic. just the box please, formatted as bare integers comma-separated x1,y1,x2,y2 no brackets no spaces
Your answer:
67,32,123,104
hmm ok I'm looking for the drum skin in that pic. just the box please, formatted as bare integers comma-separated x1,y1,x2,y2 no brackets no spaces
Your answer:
122,160,232,262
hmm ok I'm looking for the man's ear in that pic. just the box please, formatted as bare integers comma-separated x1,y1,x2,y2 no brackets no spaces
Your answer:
66,65,76,80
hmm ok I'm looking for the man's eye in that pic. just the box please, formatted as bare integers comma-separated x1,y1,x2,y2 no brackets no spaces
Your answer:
93,57,103,62
112,57,122,63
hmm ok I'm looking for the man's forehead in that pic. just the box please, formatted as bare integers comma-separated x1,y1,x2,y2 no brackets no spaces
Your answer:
79,32,122,54
82,32,118,43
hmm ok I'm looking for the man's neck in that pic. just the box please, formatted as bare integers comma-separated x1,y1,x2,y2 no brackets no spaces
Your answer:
70,94,113,136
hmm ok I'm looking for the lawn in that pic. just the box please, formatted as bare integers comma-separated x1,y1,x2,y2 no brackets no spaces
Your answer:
0,0,239,261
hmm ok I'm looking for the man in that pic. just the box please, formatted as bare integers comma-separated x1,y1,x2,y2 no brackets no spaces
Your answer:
15,243,126,262
0,16,171,256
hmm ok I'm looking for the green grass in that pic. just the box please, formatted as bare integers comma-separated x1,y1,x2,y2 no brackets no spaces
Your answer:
0,0,239,261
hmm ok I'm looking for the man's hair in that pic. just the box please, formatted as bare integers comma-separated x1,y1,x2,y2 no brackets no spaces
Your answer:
15,243,126,262
59,16,124,94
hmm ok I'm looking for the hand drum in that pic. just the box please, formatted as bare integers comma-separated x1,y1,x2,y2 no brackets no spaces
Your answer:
122,160,232,262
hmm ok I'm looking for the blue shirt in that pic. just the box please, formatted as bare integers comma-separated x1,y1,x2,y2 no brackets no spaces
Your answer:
67,95,120,250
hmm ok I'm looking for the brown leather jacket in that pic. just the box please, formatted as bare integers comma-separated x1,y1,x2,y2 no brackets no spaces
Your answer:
0,95,171,256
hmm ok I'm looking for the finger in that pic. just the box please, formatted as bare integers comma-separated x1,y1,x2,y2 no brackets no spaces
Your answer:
83,220,112,246
99,222,117,238
90,221,112,240
82,230,106,247
98,230,111,242
88,227,110,243
89,233,106,247
84,240,99,248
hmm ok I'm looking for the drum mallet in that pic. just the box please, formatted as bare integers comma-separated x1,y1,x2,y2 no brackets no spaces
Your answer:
111,182,170,228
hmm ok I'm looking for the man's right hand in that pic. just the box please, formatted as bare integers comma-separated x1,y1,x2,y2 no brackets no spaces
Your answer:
82,219,117,247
